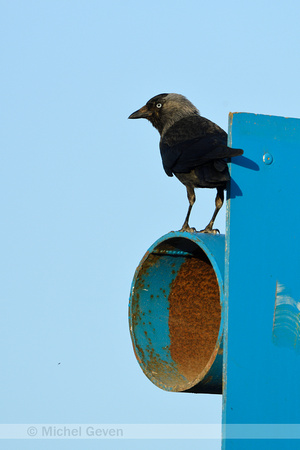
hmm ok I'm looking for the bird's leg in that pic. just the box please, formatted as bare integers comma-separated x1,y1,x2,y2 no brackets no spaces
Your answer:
201,188,224,234
179,186,196,232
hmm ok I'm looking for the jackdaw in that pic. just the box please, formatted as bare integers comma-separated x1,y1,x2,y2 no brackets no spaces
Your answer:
128,93,243,233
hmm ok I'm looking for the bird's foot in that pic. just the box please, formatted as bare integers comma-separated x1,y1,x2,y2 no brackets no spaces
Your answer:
179,225,197,233
200,226,220,235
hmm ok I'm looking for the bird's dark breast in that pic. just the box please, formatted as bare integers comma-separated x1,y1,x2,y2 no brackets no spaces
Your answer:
174,162,229,189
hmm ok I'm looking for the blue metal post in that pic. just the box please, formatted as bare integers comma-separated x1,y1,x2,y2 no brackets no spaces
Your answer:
223,113,300,448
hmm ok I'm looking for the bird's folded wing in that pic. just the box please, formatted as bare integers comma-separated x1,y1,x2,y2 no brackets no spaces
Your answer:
160,136,243,175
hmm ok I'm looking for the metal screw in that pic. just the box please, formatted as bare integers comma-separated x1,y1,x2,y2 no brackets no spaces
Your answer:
263,152,273,165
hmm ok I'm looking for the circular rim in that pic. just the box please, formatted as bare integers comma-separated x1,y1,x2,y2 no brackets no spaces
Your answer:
129,231,224,391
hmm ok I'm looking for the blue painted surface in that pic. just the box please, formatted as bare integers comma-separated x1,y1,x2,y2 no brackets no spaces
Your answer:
129,231,225,393
131,252,187,390
134,254,185,365
223,113,300,448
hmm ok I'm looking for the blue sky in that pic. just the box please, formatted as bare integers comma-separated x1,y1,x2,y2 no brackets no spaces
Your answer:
0,1,299,449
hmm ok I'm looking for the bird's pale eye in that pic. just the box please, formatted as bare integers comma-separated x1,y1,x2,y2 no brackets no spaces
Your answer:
156,103,162,108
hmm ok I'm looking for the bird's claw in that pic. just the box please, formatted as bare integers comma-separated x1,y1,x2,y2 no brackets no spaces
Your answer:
200,227,220,235
179,225,197,233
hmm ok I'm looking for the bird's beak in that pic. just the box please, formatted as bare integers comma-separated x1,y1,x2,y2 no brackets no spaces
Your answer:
128,105,152,119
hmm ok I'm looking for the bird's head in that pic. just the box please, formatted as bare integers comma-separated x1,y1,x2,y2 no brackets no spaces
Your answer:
128,93,199,135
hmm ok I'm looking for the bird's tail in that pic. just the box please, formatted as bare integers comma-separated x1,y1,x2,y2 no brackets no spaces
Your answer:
227,147,244,157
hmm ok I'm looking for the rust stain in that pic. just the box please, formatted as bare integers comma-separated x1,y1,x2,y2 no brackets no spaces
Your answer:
134,252,160,293
135,327,182,388
168,256,221,382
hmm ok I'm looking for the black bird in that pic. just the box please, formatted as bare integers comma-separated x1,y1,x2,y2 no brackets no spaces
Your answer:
128,93,243,233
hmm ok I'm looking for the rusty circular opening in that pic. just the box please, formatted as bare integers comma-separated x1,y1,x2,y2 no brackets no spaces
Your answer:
129,235,223,393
